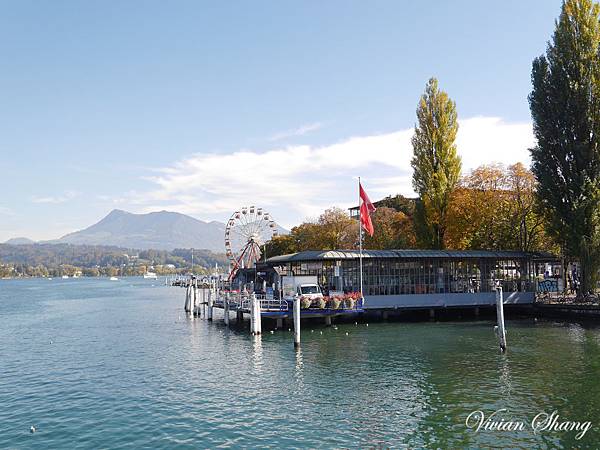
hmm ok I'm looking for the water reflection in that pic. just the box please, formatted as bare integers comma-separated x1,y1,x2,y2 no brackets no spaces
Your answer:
293,347,304,388
251,334,263,374
498,354,512,399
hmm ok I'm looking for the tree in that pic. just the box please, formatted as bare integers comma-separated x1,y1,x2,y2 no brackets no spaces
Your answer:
363,207,417,249
264,234,297,258
264,207,358,257
529,0,600,294
411,77,462,249
505,163,551,252
316,207,357,250
444,163,555,252
445,164,508,250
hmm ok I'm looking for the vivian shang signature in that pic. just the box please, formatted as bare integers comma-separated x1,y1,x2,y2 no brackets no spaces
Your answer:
465,409,592,441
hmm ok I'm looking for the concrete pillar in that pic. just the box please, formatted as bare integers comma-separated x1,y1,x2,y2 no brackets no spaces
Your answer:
293,297,300,348
236,310,244,323
474,306,480,317
382,311,388,321
276,318,283,329
325,316,332,326
429,308,435,319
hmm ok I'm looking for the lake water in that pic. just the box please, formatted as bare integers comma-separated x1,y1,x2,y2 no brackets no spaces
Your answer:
1,278,600,448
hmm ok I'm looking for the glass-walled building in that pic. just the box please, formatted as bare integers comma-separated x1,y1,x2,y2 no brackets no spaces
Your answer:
265,249,557,308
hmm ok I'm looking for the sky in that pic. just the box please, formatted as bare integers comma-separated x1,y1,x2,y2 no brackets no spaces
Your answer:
0,0,562,241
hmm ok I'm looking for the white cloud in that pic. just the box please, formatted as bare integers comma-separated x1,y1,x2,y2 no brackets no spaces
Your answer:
456,116,534,170
268,122,323,142
32,190,79,204
126,116,533,228
0,206,15,217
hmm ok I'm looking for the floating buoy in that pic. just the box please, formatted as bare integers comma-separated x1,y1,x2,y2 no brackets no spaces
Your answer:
354,322,358,326
366,323,369,327
320,331,323,335
288,328,291,332
311,330,314,333
30,426,36,433
270,330,274,334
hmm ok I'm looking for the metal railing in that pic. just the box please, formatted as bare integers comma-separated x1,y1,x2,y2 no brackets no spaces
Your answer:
240,297,289,312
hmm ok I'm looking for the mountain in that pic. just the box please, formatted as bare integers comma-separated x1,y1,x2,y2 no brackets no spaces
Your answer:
4,237,35,245
56,209,227,252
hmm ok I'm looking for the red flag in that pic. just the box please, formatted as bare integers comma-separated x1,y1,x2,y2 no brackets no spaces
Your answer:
359,182,376,236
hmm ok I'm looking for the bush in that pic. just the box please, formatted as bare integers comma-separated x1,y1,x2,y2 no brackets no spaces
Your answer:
344,298,356,309
331,298,342,309
316,298,326,309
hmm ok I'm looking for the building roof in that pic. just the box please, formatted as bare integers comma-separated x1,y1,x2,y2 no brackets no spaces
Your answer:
266,249,557,264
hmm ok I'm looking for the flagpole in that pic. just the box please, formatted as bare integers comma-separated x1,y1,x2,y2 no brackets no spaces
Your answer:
359,177,364,300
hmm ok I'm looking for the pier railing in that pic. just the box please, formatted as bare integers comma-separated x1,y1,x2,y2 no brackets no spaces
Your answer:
215,293,289,312
240,297,289,312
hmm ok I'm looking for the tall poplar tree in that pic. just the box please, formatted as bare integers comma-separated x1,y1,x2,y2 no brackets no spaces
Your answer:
529,0,600,294
411,77,462,249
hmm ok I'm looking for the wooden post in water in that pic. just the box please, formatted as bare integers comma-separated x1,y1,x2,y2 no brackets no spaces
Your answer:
184,283,191,312
208,288,214,321
192,280,197,316
495,286,507,352
224,292,230,326
293,297,300,348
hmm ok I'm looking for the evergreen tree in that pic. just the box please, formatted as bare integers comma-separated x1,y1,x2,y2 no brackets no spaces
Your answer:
529,0,600,294
411,77,462,249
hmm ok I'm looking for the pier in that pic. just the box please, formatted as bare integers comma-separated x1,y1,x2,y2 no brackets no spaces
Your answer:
173,276,364,344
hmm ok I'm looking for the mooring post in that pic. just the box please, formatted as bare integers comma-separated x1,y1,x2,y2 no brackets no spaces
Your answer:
495,285,507,352
250,293,261,335
224,292,230,326
293,296,300,348
324,316,332,326
192,280,198,316
208,289,214,321
184,283,191,312
255,294,262,334
250,293,256,334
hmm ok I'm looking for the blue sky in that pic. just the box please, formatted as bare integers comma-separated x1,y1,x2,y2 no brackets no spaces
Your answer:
0,1,560,241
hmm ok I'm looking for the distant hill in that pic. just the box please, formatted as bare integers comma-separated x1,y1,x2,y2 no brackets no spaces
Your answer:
55,209,227,252
4,237,35,245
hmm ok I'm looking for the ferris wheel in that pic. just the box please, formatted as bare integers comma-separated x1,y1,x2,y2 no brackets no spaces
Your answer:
225,206,278,280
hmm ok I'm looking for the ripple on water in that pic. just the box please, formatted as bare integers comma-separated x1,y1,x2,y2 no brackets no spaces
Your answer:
2,279,600,447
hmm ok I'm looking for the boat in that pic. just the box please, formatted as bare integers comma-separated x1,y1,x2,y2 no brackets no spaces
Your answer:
143,272,158,280
61,275,69,279
109,276,119,281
